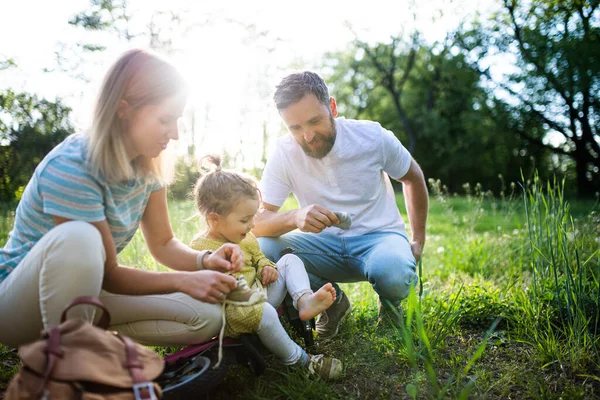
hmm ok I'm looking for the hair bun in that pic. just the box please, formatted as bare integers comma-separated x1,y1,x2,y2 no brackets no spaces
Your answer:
198,154,222,173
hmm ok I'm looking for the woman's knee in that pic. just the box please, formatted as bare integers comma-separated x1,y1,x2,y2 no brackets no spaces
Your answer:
195,303,223,335
49,221,105,273
179,295,223,327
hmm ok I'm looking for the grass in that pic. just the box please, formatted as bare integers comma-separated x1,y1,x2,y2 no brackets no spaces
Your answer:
1,177,599,399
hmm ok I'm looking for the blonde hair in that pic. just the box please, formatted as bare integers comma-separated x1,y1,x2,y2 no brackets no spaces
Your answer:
86,48,186,184
193,155,260,217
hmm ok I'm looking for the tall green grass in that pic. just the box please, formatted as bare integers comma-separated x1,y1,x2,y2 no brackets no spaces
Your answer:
519,175,600,373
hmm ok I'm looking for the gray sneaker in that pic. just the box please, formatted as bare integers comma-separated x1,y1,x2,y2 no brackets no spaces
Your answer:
316,291,352,339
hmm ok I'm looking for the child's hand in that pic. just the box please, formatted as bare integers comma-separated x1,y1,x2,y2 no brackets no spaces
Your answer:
261,266,278,286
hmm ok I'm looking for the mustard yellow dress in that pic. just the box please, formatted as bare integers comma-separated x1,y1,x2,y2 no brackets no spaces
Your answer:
189,232,277,338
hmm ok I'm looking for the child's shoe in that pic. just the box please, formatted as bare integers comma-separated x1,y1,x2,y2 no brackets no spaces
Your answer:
224,275,266,306
306,354,343,380
214,275,267,368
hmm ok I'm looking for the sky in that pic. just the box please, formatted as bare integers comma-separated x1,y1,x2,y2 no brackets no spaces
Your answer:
0,0,498,168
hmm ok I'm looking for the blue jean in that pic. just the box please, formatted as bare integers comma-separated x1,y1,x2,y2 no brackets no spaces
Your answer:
258,231,418,307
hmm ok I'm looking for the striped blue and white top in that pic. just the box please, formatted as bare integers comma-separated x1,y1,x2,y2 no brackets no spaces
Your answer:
0,134,163,283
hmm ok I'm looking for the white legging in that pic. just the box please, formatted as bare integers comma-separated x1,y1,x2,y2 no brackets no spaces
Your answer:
257,303,306,365
254,254,313,365
266,253,313,311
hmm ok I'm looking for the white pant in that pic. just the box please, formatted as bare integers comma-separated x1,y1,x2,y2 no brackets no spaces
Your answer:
257,303,306,365
0,221,222,348
253,254,314,366
266,253,313,310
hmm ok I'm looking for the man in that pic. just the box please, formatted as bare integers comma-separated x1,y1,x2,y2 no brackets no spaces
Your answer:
253,71,428,339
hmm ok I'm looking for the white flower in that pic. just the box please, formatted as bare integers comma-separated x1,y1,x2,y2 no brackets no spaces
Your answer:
437,246,445,254
566,232,574,241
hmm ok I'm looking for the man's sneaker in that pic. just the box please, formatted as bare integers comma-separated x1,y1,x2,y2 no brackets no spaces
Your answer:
306,354,343,380
377,297,403,328
316,291,352,339
225,275,267,306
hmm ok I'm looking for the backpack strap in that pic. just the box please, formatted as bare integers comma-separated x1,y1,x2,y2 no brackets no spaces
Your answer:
37,327,64,399
117,334,158,400
60,296,111,329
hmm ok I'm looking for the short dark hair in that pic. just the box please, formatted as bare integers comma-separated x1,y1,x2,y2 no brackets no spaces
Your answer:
273,71,330,110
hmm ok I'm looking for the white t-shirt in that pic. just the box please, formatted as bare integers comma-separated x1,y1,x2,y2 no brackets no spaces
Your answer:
260,117,412,237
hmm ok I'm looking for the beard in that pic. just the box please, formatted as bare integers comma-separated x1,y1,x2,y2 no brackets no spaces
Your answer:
299,115,337,159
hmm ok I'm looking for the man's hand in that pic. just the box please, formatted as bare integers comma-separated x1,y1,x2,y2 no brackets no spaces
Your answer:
295,204,340,233
203,243,244,273
260,266,279,286
410,240,424,263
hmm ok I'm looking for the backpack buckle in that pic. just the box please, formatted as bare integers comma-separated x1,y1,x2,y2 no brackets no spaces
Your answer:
133,382,157,400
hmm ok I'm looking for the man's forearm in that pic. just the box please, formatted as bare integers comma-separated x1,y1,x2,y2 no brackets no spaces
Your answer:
253,209,299,237
403,180,429,246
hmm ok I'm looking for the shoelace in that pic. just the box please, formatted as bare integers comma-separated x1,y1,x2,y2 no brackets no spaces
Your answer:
214,300,227,368
212,276,260,369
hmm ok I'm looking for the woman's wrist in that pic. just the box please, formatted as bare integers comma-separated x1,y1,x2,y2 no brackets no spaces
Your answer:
196,250,213,270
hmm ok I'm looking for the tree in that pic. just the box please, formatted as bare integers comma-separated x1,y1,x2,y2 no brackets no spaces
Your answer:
324,34,553,194
0,57,16,71
0,91,74,202
458,0,600,197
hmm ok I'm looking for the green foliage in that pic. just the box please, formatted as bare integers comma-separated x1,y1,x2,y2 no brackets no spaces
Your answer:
0,90,74,202
167,151,262,201
324,36,556,195
168,156,199,202
458,0,600,197
0,347,19,392
399,286,501,399
69,0,134,41
0,58,16,71
519,173,600,371
452,284,516,330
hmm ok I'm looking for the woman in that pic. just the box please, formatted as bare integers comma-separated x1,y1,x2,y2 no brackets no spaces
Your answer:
0,49,242,348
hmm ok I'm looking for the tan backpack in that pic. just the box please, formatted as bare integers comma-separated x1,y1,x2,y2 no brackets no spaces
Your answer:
5,297,164,400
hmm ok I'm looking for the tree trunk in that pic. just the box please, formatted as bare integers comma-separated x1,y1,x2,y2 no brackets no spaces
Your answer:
574,141,598,198
390,92,417,154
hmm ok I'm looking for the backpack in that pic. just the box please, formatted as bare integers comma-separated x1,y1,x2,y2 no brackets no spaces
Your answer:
5,296,164,400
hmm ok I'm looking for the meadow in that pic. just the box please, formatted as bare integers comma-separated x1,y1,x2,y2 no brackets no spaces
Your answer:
1,177,599,399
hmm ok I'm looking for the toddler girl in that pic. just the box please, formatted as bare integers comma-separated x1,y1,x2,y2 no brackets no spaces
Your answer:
189,155,343,380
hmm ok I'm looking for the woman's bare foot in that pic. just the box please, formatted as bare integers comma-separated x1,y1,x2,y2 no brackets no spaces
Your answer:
297,283,337,321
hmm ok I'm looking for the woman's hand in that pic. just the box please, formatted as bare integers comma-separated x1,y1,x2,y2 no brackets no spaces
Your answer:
203,243,244,273
179,270,238,304
260,266,278,286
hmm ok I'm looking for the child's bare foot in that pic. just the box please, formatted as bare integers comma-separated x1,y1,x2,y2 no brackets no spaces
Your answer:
298,283,337,321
